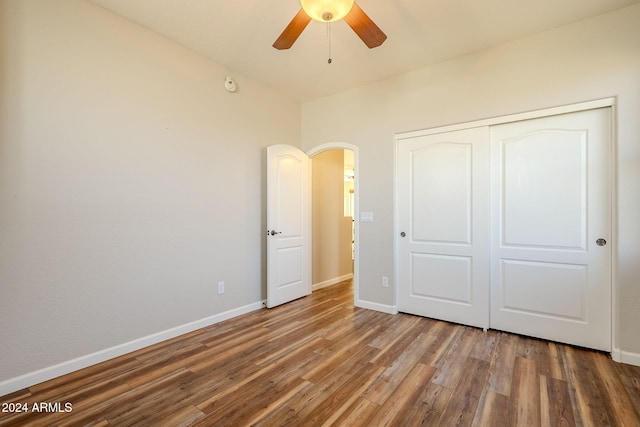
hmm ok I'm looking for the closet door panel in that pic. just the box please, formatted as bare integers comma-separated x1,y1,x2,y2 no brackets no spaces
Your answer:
490,108,611,351
397,128,490,329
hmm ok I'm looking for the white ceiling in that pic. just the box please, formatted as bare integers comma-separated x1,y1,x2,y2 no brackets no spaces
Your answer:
88,0,640,102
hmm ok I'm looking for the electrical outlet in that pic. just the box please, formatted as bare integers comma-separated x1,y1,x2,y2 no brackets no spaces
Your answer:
382,276,389,288
217,281,225,295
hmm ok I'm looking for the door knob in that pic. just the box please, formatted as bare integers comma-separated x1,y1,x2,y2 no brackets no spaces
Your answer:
596,238,607,246
400,231,406,237
270,230,282,236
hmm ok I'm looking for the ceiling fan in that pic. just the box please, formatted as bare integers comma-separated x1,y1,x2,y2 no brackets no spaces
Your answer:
273,0,387,50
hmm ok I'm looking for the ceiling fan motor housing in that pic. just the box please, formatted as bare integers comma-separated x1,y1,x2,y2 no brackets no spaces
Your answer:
300,0,355,22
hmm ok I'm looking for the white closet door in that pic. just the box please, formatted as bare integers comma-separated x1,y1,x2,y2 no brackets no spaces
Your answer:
490,108,611,351
397,127,490,329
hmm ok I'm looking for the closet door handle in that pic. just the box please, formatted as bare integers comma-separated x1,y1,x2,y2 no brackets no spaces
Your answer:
400,231,406,237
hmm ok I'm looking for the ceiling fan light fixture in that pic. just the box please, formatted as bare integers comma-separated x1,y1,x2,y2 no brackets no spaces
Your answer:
300,0,355,22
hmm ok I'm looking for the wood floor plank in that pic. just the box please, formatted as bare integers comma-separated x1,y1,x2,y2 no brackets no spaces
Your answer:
195,335,327,414
195,337,326,423
564,346,616,426
328,397,380,426
314,312,386,357
300,326,381,383
242,379,312,427
432,326,482,389
438,357,490,426
298,364,385,426
46,381,132,427
369,316,424,366
55,418,110,427
187,331,279,373
487,331,519,396
98,369,195,426
540,375,552,427
404,381,454,425
407,320,449,359
419,321,463,368
592,352,640,426
366,362,437,426
511,356,541,427
517,335,566,381
362,349,423,405
125,343,210,388
470,329,499,362
542,376,576,427
471,389,511,426
28,355,140,400
2,279,638,427
614,361,640,416
368,313,420,350
196,376,310,426
254,345,381,426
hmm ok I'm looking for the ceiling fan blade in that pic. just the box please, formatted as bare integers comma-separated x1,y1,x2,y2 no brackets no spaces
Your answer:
273,8,312,50
344,2,387,48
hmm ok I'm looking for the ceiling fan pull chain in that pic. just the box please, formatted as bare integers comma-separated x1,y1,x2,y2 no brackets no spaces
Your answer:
327,22,332,64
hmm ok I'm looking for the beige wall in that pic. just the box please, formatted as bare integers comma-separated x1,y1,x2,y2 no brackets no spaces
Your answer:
0,0,300,391
311,150,353,286
302,4,640,357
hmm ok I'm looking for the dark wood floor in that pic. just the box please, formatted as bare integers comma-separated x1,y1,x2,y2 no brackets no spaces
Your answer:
2,280,640,426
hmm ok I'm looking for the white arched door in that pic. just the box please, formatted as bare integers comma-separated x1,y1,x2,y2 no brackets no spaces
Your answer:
266,145,311,308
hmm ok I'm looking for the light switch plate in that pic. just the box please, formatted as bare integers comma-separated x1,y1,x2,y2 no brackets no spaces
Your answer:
361,212,374,222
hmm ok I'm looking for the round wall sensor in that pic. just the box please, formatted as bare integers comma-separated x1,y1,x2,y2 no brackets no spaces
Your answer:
224,77,237,93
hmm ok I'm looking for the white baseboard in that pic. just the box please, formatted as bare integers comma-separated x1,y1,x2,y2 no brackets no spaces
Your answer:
0,300,265,397
312,273,354,291
612,348,640,367
355,298,398,315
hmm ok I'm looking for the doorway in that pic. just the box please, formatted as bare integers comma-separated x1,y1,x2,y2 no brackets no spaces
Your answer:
266,143,360,309
308,143,360,302
310,149,355,291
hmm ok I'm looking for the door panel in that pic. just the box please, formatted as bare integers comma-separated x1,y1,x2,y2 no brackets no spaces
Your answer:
490,109,611,351
411,143,472,244
500,260,587,320
411,253,472,303
397,127,490,329
502,129,586,249
267,145,311,308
